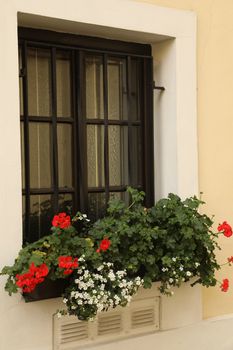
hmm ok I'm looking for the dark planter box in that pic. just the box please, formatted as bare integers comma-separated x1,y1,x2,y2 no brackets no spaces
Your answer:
23,278,69,302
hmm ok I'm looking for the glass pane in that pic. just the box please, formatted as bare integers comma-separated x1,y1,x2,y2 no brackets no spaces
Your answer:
57,124,73,188
29,194,52,241
56,51,72,117
131,58,141,121
58,193,73,214
29,123,52,188
131,126,142,186
110,191,130,206
108,57,127,120
27,47,52,116
85,56,104,119
20,122,25,189
88,192,106,221
109,125,128,186
87,125,105,187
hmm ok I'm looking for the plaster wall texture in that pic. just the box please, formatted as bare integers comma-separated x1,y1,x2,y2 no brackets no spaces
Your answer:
137,0,233,319
0,0,199,349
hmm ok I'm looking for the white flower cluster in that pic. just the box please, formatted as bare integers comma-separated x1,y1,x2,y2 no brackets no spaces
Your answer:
78,213,90,222
62,260,143,320
72,212,91,223
160,256,201,295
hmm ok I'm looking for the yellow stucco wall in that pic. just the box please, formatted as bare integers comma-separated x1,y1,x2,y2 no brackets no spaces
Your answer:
137,0,233,319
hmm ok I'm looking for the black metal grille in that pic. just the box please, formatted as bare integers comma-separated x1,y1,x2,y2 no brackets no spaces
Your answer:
19,28,154,243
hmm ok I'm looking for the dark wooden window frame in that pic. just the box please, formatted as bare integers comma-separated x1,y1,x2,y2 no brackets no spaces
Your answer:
19,27,154,243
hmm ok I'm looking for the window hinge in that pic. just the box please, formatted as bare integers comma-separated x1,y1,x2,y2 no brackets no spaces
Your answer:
153,81,165,91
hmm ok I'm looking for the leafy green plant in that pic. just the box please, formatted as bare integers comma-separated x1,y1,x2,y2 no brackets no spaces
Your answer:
88,188,221,293
1,187,231,320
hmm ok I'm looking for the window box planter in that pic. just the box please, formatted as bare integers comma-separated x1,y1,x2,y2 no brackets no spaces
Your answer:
1,188,229,323
23,278,69,302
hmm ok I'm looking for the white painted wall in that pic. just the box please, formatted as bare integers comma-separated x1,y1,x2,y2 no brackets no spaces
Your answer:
0,1,197,349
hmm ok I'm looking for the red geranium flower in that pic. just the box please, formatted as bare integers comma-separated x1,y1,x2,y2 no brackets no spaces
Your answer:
58,256,79,275
220,278,229,292
217,221,233,238
52,213,71,229
96,238,111,253
16,262,49,293
227,256,233,263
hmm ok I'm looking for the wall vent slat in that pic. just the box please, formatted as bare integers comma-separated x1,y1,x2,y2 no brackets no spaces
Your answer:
53,295,160,349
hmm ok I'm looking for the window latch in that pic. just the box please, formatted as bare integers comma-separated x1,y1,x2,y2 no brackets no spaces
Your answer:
153,81,165,91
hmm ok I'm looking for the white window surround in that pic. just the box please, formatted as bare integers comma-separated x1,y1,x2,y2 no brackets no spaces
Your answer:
0,1,199,349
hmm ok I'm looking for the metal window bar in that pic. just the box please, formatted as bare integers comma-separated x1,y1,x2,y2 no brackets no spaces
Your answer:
51,47,59,213
20,40,152,59
127,56,133,186
22,42,31,243
71,50,79,213
103,54,110,206
76,51,88,212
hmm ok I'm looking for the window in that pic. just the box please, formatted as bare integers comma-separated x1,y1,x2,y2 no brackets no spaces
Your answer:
19,28,154,243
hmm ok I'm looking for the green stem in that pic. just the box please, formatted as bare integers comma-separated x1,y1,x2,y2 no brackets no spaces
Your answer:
127,200,136,210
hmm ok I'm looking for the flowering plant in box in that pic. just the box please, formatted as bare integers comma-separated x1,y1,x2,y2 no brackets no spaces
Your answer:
0,212,95,295
88,188,232,295
1,187,233,321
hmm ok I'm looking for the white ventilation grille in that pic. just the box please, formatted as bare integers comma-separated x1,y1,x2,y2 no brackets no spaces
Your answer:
131,308,155,329
60,321,88,344
53,295,160,350
98,313,122,336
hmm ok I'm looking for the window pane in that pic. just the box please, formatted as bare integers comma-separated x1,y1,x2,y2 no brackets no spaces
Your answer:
131,58,142,122
85,56,104,119
29,123,52,188
110,191,130,206
87,125,105,187
109,125,128,186
27,48,52,116
20,122,25,189
131,126,142,186
57,124,73,188
88,192,106,221
29,194,52,241
108,57,127,120
58,193,73,214
56,51,72,117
